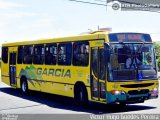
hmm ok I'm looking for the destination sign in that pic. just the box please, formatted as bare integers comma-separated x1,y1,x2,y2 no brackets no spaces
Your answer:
109,33,152,42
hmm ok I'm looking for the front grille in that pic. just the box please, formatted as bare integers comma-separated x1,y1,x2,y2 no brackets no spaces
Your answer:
128,89,149,95
121,83,154,88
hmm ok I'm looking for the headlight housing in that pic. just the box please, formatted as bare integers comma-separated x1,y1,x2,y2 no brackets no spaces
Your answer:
110,90,126,95
149,88,159,97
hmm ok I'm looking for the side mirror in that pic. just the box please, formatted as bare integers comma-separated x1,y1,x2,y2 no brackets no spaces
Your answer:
104,43,110,63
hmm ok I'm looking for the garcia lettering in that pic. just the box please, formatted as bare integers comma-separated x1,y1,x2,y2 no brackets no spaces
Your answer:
37,68,71,78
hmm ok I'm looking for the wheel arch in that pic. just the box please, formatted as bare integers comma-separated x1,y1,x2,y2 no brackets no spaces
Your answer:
74,81,88,99
20,75,27,87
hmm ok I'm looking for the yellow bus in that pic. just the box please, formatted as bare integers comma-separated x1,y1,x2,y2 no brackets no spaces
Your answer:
1,31,159,106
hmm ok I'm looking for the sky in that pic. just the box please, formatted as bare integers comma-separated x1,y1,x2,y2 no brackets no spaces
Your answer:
0,0,160,45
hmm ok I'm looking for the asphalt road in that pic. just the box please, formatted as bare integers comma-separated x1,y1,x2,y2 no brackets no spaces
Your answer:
0,81,160,114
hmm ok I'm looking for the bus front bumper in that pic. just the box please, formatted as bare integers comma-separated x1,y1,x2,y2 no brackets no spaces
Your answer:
106,90,158,104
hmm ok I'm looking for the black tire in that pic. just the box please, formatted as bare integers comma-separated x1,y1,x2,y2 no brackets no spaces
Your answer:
21,79,28,94
74,85,88,107
118,102,127,109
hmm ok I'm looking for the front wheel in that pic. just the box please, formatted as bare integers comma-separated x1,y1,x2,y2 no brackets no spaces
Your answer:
74,86,88,107
21,79,28,94
117,102,127,110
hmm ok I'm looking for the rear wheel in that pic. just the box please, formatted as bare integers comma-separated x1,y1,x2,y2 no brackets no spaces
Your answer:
21,79,28,94
74,85,88,106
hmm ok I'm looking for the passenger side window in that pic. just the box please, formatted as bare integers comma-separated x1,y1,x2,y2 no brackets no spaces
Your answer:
17,46,23,64
58,43,72,65
23,45,33,64
73,41,89,66
33,45,44,64
2,47,8,63
45,44,57,65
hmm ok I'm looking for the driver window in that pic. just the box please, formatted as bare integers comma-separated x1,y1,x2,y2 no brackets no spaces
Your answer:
110,45,127,70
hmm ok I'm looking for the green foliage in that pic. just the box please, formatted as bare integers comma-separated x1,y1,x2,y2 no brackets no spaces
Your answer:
154,42,160,70
157,58,160,71
154,42,160,57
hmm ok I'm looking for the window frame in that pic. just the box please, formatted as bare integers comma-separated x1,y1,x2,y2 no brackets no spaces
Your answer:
17,46,23,64
23,45,33,64
58,42,72,66
72,41,89,66
2,47,8,63
33,44,45,65
45,43,57,65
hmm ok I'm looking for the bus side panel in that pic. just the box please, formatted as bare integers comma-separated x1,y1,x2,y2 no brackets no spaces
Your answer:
17,64,91,98
87,86,92,101
16,77,41,92
17,64,41,91
1,76,10,86
16,78,21,88
1,61,10,86
41,82,74,97
39,65,90,98
16,65,22,89
28,79,41,91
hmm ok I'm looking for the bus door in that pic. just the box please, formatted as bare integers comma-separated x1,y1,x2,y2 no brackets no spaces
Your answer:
9,51,17,87
91,47,106,102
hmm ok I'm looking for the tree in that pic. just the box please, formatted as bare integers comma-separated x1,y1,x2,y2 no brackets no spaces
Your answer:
154,42,160,71
154,42,160,57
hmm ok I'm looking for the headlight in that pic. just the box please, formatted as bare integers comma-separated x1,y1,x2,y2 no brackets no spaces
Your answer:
153,88,158,92
150,88,159,97
150,88,158,92
110,90,125,95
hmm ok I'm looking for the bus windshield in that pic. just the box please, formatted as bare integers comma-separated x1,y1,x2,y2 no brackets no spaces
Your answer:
108,43,157,81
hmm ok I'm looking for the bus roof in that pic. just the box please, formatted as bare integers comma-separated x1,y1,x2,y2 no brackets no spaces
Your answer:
2,31,152,47
2,31,108,47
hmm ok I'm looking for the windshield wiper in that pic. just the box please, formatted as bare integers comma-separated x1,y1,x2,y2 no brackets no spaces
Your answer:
137,43,144,53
